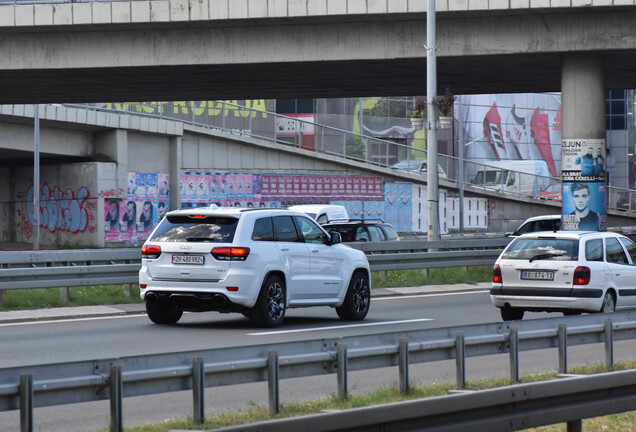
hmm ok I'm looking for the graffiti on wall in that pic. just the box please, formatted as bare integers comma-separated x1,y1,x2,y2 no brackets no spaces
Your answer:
25,184,94,237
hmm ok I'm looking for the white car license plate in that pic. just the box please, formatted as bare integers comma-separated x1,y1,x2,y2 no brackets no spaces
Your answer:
521,270,554,281
172,255,204,265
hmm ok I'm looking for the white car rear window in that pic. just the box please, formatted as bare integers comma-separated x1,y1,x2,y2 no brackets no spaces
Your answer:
502,238,578,261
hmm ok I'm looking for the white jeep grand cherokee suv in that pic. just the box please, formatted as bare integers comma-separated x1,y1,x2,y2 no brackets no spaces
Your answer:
139,206,371,327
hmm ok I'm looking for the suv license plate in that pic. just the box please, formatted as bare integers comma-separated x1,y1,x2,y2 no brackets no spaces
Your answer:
521,270,554,281
172,255,204,265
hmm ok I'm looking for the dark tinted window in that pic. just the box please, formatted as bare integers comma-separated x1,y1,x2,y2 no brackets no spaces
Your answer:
368,226,385,241
380,224,399,241
149,215,237,243
325,225,357,242
619,237,636,264
273,216,300,242
355,227,370,242
514,218,560,236
585,238,603,261
514,221,537,236
293,216,329,244
252,217,274,241
606,237,628,264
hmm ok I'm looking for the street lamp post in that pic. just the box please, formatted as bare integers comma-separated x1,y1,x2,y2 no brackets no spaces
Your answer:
426,0,439,241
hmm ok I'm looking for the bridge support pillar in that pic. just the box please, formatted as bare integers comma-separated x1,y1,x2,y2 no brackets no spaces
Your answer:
561,53,607,231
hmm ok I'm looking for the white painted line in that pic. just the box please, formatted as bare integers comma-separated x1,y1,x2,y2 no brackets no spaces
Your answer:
248,318,434,336
0,314,146,327
373,290,489,301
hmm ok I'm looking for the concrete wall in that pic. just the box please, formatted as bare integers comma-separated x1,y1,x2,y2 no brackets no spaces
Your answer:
182,127,348,174
0,105,635,248
0,120,92,157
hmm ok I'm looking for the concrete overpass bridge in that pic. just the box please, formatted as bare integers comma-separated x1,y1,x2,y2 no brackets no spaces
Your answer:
0,0,635,103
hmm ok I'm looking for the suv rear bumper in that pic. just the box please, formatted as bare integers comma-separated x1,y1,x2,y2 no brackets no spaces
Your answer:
144,291,248,313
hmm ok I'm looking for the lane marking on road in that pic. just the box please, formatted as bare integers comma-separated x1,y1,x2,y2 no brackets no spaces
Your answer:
374,290,489,301
0,314,147,327
248,318,434,336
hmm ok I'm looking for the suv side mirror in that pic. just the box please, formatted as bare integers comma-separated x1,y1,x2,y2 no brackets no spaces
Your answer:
330,231,342,245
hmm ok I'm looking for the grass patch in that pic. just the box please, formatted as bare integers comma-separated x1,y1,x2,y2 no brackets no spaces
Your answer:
0,284,142,311
371,266,492,289
106,361,636,432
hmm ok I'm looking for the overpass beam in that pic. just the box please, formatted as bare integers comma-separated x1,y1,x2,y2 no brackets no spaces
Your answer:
561,53,607,230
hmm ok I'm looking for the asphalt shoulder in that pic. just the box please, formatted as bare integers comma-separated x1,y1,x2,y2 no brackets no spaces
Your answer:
0,283,491,324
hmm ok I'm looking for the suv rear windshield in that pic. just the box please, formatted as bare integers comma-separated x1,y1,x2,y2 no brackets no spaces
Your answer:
501,238,579,261
148,215,238,243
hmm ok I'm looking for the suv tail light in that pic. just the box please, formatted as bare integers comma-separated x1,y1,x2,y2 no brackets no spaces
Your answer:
212,247,250,261
573,266,591,285
142,244,162,259
492,264,502,284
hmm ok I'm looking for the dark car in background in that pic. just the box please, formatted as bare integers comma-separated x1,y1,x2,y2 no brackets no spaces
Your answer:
321,219,400,242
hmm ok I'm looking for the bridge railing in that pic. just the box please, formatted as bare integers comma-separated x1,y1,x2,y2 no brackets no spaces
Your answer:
61,102,603,209
3,310,636,431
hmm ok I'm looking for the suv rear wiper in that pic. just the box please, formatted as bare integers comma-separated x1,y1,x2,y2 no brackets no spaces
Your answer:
529,252,565,262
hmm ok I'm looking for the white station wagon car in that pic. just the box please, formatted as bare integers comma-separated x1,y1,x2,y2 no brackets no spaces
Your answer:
491,231,636,321
139,206,371,327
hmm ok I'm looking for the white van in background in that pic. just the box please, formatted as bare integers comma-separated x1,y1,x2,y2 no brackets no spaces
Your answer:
287,204,349,225
471,160,552,197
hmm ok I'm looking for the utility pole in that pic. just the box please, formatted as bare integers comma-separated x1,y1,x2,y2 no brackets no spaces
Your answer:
426,0,439,241
33,104,40,250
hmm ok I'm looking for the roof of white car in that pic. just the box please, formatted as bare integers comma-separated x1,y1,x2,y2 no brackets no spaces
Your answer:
523,214,561,222
165,206,294,217
516,230,623,240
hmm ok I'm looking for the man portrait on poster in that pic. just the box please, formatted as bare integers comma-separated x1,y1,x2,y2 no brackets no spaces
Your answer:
567,182,600,231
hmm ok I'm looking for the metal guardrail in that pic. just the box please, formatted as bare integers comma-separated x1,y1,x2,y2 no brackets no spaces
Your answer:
3,311,636,431
213,367,636,432
0,248,141,305
0,239,509,300
0,248,140,290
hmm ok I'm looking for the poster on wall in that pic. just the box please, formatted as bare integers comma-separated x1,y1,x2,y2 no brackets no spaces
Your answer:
459,93,562,183
105,172,170,243
562,182,606,231
561,139,605,182
104,198,121,241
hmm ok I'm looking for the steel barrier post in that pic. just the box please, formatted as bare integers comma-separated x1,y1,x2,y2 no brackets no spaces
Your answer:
110,364,123,432
268,350,279,416
567,419,583,432
193,357,205,424
558,324,568,374
19,374,33,432
337,343,348,400
605,317,614,369
399,337,409,395
509,326,519,383
455,332,465,389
